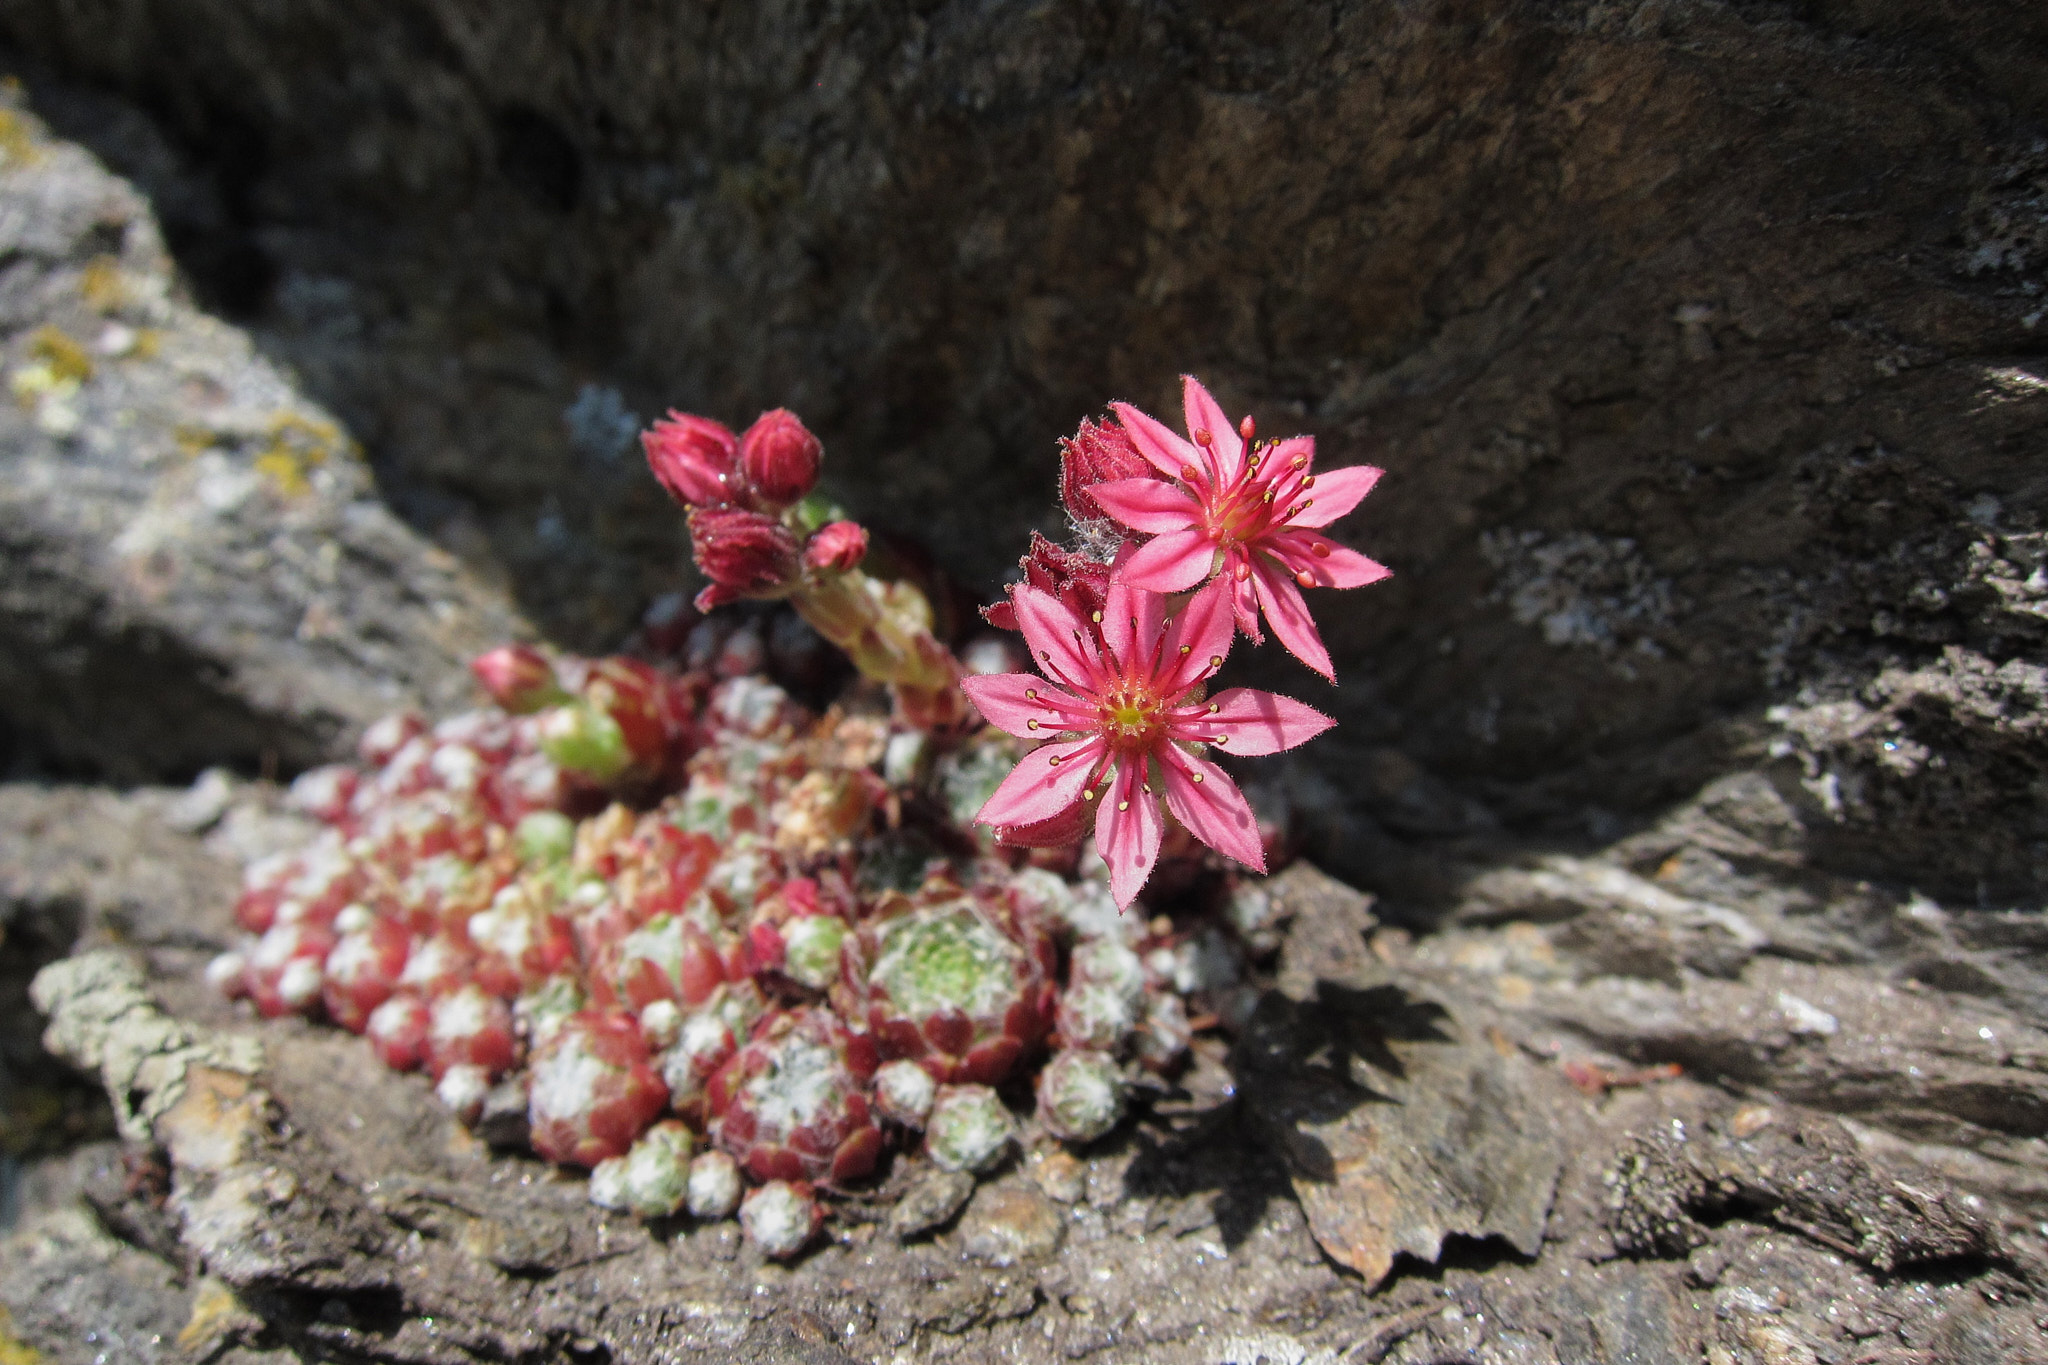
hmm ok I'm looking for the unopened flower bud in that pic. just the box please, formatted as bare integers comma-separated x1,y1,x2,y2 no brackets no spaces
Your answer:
739,408,822,508
687,507,800,602
471,645,566,714
643,411,743,508
1059,417,1152,526
802,520,868,573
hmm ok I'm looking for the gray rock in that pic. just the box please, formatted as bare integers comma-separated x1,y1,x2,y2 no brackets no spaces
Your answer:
1233,981,1564,1287
0,4,2041,905
0,89,523,780
886,1166,974,1241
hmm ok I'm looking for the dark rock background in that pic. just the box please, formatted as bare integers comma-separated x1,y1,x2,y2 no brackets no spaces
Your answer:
1,3,2047,1362
0,1,2041,898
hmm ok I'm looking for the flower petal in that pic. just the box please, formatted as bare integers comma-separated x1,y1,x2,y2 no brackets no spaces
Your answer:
1011,584,1106,692
1157,576,1236,695
1119,527,1217,594
1250,559,1335,681
1099,578,1167,678
1177,687,1335,756
1267,530,1392,590
1181,375,1246,485
961,673,1090,739
975,736,1104,829
1158,747,1265,873
1095,757,1163,910
1286,463,1381,528
1089,478,1202,535
1110,401,1203,483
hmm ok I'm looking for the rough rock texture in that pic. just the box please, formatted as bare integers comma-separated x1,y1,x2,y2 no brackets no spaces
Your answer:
0,3,2045,1362
0,1,2039,898
5,784,2044,1364
0,87,525,780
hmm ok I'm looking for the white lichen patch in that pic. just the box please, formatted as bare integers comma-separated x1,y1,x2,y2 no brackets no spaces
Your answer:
1480,529,1675,663
30,949,263,1141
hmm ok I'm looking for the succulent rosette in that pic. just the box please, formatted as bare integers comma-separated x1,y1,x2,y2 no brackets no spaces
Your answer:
528,1012,670,1167
705,1006,882,1185
857,888,1057,1084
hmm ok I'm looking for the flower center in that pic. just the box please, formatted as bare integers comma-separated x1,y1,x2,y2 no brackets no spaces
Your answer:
1099,689,1164,750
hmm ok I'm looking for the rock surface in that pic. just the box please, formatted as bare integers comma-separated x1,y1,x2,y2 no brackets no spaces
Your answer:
3,782,2043,1364
0,87,524,780
0,4,2043,1363
0,2,2039,903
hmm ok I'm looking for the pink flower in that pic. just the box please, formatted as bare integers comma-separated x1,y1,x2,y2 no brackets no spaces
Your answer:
1093,376,1390,680
740,409,823,508
960,579,1334,908
644,411,744,508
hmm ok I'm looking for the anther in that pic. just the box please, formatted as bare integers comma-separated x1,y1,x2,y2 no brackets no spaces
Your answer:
1191,772,1205,783
1291,454,1307,469
1180,464,1200,482
1313,542,1330,558
1026,719,1039,730
1239,415,1255,440
1091,611,1102,623
1118,801,1129,811
1179,644,1191,655
1048,755,1061,766
1302,475,1315,488
1026,688,1038,699
1262,491,1274,503
1234,562,1251,582
1208,655,1222,667
1194,428,1212,446
1208,703,1219,713
1083,788,1096,801
1295,570,1316,588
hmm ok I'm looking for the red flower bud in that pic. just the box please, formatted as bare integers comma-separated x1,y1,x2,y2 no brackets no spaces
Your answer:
688,507,800,603
739,409,823,508
1059,417,1152,526
470,645,566,714
802,520,868,573
644,411,743,508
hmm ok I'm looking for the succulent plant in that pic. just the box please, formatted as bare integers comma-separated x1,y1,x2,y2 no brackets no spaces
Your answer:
872,1058,936,1128
924,1084,1015,1173
366,994,432,1071
687,1149,743,1219
660,980,767,1125
859,890,1056,1084
592,1119,696,1218
424,984,518,1082
1035,1049,1126,1143
706,1007,881,1185
739,1179,823,1259
527,1012,669,1167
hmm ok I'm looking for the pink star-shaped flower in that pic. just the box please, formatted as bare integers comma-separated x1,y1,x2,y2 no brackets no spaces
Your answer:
960,579,1334,908
1090,376,1389,680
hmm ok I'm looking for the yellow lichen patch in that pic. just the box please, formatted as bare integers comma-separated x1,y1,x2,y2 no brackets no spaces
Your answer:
177,1277,259,1354
0,107,44,170
0,1306,42,1365
79,256,129,313
175,422,218,458
27,327,92,384
253,411,353,497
